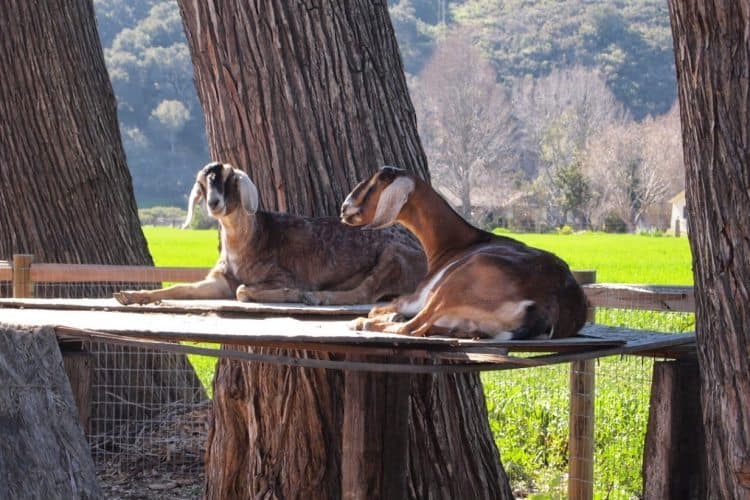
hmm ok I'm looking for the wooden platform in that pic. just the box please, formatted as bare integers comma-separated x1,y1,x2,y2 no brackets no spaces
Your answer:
0,298,695,373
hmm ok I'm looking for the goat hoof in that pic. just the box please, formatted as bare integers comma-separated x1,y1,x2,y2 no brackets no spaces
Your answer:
349,317,368,331
235,285,252,302
113,292,130,305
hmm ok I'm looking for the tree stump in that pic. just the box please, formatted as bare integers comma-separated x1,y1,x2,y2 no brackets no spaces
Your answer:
0,324,100,499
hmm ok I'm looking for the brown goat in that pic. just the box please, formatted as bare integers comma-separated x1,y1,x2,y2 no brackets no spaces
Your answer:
114,162,426,306
340,166,587,339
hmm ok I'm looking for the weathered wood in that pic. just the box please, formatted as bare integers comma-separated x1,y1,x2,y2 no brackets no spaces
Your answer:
584,284,694,312
669,1,750,497
0,260,12,281
12,254,33,298
0,303,667,352
642,360,705,499
0,324,100,499
30,263,208,284
61,349,94,435
342,362,410,499
569,359,595,500
569,270,596,500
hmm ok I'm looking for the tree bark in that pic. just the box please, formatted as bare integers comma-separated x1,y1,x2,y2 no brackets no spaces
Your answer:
0,325,101,500
0,0,149,266
178,0,429,216
668,2,750,497
0,0,204,431
178,2,511,498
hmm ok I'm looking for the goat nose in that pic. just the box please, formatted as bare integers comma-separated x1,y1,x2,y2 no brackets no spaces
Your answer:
208,198,220,210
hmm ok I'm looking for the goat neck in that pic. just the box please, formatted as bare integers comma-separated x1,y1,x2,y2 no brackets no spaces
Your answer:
217,206,255,255
396,179,483,272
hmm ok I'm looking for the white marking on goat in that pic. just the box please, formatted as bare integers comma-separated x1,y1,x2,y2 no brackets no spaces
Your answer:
370,176,414,229
398,264,450,316
182,181,203,229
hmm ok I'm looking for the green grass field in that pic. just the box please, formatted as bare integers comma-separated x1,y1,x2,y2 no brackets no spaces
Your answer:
142,226,694,499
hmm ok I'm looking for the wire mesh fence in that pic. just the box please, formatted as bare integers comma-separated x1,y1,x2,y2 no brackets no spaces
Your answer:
0,258,695,498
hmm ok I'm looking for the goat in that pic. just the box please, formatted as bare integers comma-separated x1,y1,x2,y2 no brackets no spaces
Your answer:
340,166,588,339
114,162,426,306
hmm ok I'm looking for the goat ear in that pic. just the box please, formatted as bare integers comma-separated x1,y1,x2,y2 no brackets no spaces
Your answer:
369,176,414,229
234,169,259,213
182,181,203,229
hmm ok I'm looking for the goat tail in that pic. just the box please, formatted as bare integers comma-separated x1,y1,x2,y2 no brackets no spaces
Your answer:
509,301,553,340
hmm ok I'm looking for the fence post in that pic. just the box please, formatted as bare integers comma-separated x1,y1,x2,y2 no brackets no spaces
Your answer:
12,254,34,298
569,270,596,500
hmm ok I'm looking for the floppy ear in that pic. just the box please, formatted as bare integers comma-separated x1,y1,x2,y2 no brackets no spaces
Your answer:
181,181,203,229
369,176,414,229
234,169,259,213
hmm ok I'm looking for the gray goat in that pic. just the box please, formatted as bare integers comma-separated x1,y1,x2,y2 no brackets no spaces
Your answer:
114,162,426,305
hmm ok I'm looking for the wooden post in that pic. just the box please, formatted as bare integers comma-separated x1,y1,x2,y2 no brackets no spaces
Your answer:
569,270,597,500
12,253,34,298
642,359,704,499
342,359,411,499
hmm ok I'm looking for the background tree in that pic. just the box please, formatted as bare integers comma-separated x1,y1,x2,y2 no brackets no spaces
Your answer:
177,1,512,498
668,1,750,497
513,66,629,227
0,0,203,429
412,30,519,220
583,110,680,230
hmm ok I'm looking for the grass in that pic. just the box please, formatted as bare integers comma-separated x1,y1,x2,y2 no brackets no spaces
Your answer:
142,226,695,498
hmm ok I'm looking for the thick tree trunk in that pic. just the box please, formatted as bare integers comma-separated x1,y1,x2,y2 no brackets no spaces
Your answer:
178,2,511,498
668,2,750,497
0,0,204,432
178,0,429,216
0,325,101,500
0,0,149,266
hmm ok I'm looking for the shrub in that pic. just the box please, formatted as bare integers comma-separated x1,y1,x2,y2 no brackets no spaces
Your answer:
603,214,627,233
556,224,574,235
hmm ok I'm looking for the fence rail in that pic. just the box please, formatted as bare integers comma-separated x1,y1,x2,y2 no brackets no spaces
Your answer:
0,256,694,312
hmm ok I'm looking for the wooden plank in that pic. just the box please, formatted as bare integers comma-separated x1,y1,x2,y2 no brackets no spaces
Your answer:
583,284,694,312
12,254,33,298
642,360,705,499
61,350,93,435
53,327,545,374
29,263,208,284
0,305,627,351
0,297,373,317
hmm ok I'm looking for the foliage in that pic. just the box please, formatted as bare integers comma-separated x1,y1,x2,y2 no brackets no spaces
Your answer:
138,205,186,226
412,30,519,220
93,0,208,206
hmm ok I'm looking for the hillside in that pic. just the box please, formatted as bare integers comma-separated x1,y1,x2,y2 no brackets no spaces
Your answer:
93,0,677,207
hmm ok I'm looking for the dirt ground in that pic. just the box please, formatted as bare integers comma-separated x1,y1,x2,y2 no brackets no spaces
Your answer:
97,466,204,499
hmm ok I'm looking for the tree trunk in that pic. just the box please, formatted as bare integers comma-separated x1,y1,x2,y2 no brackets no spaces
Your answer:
0,0,204,432
0,0,149,266
0,325,101,500
178,0,429,216
178,2,511,498
668,2,750,497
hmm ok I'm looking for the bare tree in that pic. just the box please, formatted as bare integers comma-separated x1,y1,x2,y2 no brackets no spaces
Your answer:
583,118,674,231
668,1,750,497
513,66,629,227
412,30,519,220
